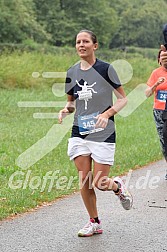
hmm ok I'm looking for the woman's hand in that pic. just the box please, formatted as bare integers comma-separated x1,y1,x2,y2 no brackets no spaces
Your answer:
58,108,69,124
157,77,165,84
160,45,167,69
145,77,165,97
58,96,75,124
95,113,109,128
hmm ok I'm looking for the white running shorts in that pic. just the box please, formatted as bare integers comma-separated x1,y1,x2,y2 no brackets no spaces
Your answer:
67,137,115,165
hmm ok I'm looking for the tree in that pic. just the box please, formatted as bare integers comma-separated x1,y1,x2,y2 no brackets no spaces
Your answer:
1,0,167,48
110,0,167,48
62,0,119,47
0,0,48,43
34,0,119,47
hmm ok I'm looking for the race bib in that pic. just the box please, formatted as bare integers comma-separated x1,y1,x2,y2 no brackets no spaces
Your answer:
157,90,167,102
78,112,104,135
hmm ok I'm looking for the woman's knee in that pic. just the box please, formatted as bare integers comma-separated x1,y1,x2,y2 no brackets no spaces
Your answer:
78,171,93,189
94,176,109,191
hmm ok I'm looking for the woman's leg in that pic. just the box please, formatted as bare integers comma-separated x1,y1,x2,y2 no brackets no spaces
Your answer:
74,155,98,218
163,119,167,179
153,109,165,156
93,161,118,191
93,160,133,210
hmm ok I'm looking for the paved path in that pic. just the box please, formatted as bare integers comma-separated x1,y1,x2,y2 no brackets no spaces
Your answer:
0,160,167,252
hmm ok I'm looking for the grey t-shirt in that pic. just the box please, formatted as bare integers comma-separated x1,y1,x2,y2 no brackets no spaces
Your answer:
65,58,121,142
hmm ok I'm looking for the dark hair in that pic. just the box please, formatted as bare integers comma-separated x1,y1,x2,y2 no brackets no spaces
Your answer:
158,49,162,65
76,30,97,44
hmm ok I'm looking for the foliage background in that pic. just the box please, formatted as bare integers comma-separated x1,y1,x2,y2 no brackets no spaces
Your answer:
0,0,167,48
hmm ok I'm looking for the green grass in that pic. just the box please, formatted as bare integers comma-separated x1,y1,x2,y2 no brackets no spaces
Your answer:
0,50,77,89
0,88,78,219
0,48,163,220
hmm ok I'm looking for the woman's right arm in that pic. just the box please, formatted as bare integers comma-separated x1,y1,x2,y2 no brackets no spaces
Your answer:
58,95,75,124
145,77,165,97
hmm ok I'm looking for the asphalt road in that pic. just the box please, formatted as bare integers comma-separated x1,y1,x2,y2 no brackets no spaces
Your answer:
0,160,167,252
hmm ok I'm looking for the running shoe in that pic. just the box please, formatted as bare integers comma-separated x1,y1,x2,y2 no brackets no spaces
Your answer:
114,177,133,210
78,218,103,237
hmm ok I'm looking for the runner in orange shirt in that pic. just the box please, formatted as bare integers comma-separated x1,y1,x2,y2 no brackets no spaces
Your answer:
145,48,167,178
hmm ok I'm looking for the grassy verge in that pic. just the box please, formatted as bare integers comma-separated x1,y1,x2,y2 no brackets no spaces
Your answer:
0,49,163,220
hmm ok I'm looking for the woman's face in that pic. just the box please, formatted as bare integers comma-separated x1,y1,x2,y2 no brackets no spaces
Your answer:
75,32,98,59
